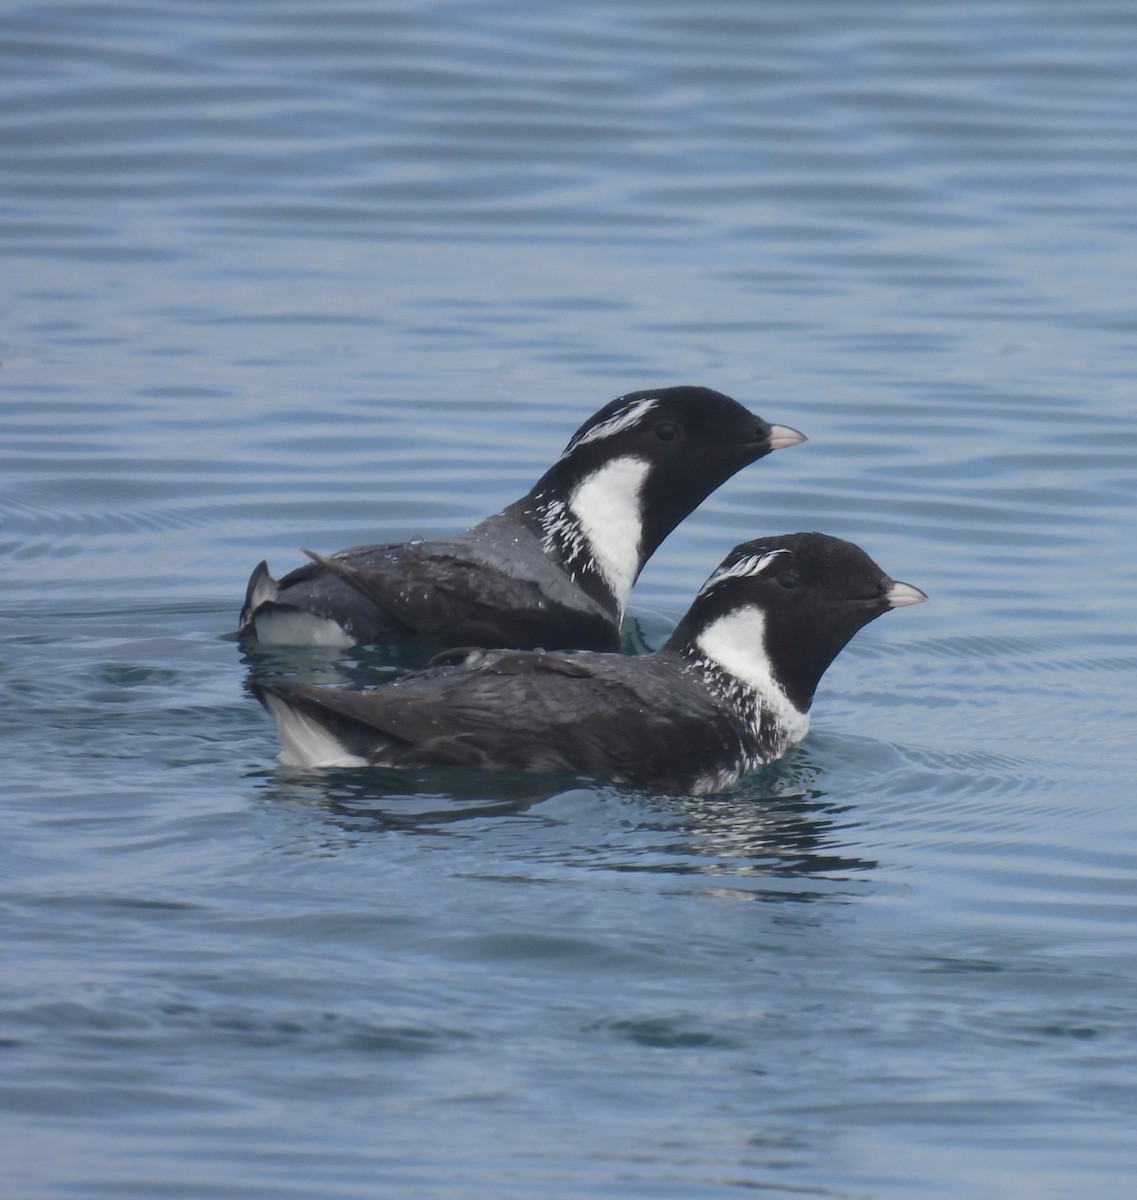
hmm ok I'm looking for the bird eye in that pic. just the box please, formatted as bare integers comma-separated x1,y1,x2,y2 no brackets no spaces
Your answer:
776,572,799,590
653,421,680,442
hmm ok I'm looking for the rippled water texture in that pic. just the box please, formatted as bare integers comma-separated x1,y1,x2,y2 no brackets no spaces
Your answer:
2,3,1136,1197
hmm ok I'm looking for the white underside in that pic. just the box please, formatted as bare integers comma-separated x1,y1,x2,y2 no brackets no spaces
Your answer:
262,692,369,768
695,606,810,746
254,608,356,648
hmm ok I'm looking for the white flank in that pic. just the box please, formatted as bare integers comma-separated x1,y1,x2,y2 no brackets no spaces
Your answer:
697,548,789,595
562,397,659,456
695,605,810,744
568,456,649,613
253,609,356,648
262,692,369,769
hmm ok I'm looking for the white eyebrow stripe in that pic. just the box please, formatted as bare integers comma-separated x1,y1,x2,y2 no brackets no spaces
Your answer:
698,548,789,595
562,397,659,456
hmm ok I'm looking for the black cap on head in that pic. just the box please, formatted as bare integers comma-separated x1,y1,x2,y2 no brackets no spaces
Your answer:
667,531,926,711
534,386,806,562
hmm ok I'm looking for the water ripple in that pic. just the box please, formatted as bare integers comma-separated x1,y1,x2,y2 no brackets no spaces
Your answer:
4,3,1137,1197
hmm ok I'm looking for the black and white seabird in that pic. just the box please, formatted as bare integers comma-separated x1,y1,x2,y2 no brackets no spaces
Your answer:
238,386,805,651
252,532,926,795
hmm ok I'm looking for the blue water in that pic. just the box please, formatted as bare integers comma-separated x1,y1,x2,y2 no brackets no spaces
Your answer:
3,2,1137,1196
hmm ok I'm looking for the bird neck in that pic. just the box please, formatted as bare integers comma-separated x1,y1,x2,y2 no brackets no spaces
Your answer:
523,454,651,618
667,602,817,717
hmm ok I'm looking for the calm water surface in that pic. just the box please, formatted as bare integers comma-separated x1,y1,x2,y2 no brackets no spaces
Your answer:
2,2,1136,1197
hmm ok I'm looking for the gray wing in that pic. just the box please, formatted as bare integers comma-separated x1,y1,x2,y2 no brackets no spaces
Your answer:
261,651,744,791
298,545,616,649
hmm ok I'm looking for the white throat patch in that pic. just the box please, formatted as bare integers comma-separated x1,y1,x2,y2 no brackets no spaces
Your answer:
569,456,649,612
695,605,809,741
538,454,650,613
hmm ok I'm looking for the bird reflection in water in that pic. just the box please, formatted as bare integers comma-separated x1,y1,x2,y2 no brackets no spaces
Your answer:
253,746,876,891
